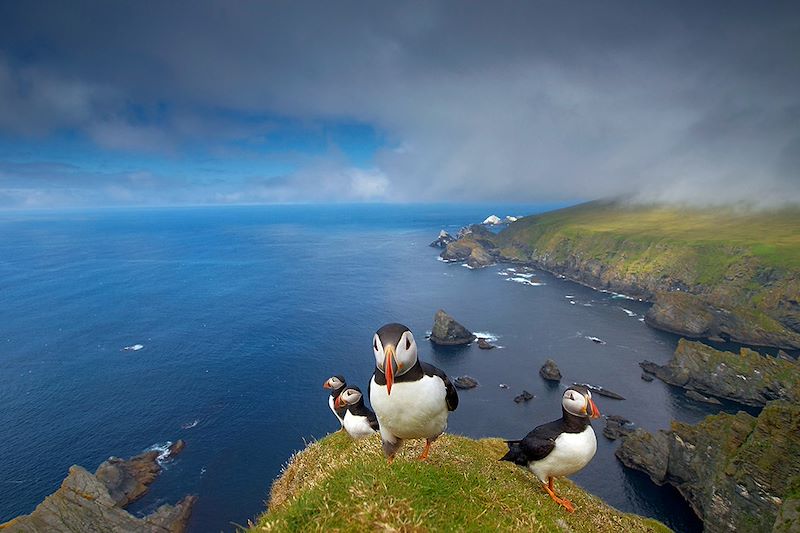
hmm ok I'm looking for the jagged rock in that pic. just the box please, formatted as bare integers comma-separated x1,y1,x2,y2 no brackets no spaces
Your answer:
685,390,722,405
603,415,636,440
429,309,476,345
616,401,800,533
774,488,800,532
1,442,195,532
539,359,562,382
477,338,496,349
440,225,498,268
640,338,800,406
453,376,479,389
513,390,534,403
777,349,793,361
641,372,654,382
429,230,455,248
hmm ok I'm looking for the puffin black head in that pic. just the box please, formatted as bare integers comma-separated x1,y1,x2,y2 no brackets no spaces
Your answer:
562,385,600,419
373,323,418,395
323,375,346,390
335,386,365,409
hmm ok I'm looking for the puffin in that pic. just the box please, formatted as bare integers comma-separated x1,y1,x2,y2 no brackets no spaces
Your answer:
369,323,458,462
322,375,347,428
501,385,600,513
336,386,380,439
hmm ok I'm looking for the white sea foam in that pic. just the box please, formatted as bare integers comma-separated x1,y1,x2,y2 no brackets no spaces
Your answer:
582,303,593,307
122,344,144,351
146,442,174,465
584,336,607,345
569,300,576,304
181,419,199,430
565,295,575,299
472,331,499,342
462,263,475,269
621,308,637,317
638,317,646,322
506,277,544,286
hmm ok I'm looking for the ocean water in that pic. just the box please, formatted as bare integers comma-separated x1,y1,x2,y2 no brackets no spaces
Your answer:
0,204,742,532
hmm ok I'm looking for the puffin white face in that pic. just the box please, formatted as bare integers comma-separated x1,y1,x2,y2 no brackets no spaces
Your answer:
323,375,345,390
562,388,601,418
337,387,363,408
373,323,418,395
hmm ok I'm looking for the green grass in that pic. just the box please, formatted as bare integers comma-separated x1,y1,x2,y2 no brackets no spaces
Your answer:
503,201,800,272
249,432,670,532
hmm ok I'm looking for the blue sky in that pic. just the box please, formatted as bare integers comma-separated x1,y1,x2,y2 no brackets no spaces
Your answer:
0,1,798,208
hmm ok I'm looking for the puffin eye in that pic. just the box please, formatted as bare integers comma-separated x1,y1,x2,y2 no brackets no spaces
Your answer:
405,337,411,350
373,339,378,351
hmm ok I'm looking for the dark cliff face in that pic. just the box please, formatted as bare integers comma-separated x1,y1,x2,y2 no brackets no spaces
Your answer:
429,309,476,345
615,402,800,533
640,339,800,407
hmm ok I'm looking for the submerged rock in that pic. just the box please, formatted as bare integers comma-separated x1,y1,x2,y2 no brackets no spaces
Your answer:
429,229,455,248
477,338,496,350
513,390,534,403
641,372,654,382
429,309,476,345
539,359,562,382
640,338,800,406
1,441,195,532
573,382,625,400
603,415,636,440
685,390,722,405
616,401,800,532
453,375,479,389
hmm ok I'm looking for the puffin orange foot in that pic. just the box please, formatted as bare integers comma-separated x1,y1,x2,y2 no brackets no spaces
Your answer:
387,455,395,465
543,478,576,513
418,439,432,461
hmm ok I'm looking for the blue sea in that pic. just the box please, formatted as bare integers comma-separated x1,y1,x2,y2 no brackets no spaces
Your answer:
2,204,745,532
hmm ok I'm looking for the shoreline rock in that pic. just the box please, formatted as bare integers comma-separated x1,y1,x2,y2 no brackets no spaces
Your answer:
573,382,625,400
429,230,455,248
640,338,800,407
513,390,534,403
429,309,476,345
615,401,800,532
1,440,195,532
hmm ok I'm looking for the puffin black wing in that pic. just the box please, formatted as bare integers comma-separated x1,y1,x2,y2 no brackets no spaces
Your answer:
367,410,379,431
421,361,459,411
501,421,562,465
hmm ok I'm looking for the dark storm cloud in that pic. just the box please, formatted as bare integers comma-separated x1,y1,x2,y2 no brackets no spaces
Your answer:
0,1,798,206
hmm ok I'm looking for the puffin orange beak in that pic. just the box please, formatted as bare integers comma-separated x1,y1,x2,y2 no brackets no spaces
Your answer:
334,395,343,409
323,380,331,389
384,346,395,395
588,397,601,419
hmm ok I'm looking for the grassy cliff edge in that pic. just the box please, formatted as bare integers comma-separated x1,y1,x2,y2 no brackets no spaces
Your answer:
249,432,669,532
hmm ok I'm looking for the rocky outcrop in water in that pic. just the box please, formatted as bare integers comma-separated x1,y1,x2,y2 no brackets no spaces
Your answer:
453,376,478,389
0,441,195,532
477,338,496,349
616,401,800,533
429,230,455,248
603,415,635,440
640,339,800,407
539,359,562,381
429,309,476,345
440,225,499,268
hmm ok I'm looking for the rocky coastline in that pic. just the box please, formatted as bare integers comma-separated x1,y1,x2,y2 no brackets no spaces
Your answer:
0,441,195,532
615,402,800,533
437,203,800,350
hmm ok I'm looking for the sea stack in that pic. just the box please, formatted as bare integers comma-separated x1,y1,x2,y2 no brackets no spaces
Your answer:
429,309,476,345
539,359,562,382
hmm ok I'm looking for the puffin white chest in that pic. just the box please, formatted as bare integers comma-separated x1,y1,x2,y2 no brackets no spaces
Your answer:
529,425,597,482
370,375,449,440
328,395,344,425
342,410,376,439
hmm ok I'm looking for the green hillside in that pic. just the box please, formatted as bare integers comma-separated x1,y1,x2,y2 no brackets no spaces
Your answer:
249,432,669,532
